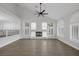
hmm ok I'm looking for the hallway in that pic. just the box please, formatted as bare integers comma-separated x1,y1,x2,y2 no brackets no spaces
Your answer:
0,39,79,56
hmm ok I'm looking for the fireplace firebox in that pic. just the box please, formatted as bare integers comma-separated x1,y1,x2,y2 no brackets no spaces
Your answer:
36,32,42,37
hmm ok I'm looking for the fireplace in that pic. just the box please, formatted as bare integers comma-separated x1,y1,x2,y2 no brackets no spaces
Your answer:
36,32,42,37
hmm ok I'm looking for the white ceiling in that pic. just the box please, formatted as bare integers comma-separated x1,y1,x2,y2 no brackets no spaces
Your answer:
19,3,79,20
0,3,79,21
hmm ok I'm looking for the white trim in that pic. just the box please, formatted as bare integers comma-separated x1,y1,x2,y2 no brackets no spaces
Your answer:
0,35,20,48
57,36,79,51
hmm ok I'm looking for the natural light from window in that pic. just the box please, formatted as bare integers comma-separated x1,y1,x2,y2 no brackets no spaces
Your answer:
31,22,36,30
42,22,47,30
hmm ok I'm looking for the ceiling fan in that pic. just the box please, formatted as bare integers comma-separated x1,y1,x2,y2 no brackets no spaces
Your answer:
35,3,48,17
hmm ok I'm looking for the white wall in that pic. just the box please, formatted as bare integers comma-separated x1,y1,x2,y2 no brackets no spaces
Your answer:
20,16,57,38
57,11,79,50
0,6,21,48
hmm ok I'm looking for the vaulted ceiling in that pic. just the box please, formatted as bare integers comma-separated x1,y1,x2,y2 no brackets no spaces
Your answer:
18,3,79,20
0,3,79,21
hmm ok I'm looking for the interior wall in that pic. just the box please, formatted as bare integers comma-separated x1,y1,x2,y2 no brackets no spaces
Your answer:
70,11,79,42
20,16,57,38
0,6,21,48
57,11,79,50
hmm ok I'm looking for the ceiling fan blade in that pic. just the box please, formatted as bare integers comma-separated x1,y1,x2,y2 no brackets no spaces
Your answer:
34,3,48,17
41,10,45,13
43,13,48,15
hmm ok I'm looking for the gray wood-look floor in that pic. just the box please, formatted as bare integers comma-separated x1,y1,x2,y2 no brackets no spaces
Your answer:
0,39,79,56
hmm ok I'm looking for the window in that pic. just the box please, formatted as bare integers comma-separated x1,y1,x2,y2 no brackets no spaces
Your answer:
57,20,64,37
49,28,53,36
42,22,47,30
31,22,36,30
42,32,47,37
71,25,79,40
25,22,30,36
25,28,29,35
0,24,6,37
0,23,20,38
31,32,36,37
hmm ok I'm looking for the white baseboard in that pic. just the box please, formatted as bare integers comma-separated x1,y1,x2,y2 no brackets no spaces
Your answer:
57,36,79,51
0,35,21,48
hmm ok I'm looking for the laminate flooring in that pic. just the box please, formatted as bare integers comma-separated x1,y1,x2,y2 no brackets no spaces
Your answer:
0,39,79,56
